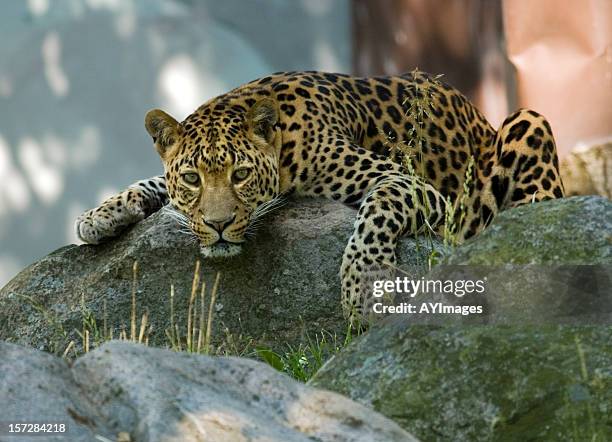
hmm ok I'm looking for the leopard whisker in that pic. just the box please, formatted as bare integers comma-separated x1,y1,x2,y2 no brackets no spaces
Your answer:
176,228,199,244
162,205,192,227
245,195,288,238
251,195,288,222
163,205,199,242
162,205,190,222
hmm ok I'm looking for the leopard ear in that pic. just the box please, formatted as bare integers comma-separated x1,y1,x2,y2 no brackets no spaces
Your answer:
145,109,182,158
246,98,279,145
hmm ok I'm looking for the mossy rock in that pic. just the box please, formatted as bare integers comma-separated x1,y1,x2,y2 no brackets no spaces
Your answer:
315,196,612,439
310,322,612,441
445,196,611,265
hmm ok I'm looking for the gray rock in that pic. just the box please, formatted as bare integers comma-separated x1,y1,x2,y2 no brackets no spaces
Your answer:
309,197,612,440
444,195,612,265
396,196,612,326
1,340,416,442
1,341,108,441
310,324,612,441
0,199,443,354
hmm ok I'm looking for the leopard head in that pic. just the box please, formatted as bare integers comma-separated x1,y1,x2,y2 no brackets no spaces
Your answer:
145,97,282,257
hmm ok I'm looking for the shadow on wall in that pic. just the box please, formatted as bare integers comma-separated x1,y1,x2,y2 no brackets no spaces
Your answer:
0,0,350,286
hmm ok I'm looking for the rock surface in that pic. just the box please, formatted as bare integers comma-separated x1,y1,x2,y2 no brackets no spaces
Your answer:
310,324,612,441
2,340,416,442
560,142,612,198
363,197,611,327
0,199,442,354
404,197,612,326
309,196,612,440
444,196,611,265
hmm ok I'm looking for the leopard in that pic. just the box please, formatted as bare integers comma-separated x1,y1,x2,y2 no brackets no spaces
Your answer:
75,70,564,324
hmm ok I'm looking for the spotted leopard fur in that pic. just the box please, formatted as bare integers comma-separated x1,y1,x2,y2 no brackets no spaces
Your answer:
76,71,564,323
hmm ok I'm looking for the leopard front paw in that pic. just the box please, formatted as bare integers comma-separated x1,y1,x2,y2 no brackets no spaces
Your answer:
75,189,147,244
340,251,394,327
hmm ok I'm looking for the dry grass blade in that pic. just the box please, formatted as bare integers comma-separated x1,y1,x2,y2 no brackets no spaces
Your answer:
103,298,108,341
131,261,138,341
138,312,148,343
187,260,201,350
205,272,221,354
170,284,176,347
174,323,182,351
197,281,207,352
62,340,76,358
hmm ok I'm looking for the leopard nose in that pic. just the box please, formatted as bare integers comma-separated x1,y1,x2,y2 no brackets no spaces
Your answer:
203,214,235,234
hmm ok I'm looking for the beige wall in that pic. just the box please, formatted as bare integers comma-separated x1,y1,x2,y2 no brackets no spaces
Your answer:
504,0,612,156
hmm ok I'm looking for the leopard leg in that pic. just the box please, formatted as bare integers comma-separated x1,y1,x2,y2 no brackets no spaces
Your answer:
490,109,565,208
501,110,564,206
293,136,447,325
75,175,168,244
459,109,565,241
340,176,446,325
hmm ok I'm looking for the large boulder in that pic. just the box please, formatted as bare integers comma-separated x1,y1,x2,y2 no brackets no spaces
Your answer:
2,340,416,442
310,196,612,440
310,324,612,441
0,199,442,354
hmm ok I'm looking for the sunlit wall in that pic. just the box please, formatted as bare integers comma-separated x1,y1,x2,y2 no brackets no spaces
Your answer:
0,0,350,286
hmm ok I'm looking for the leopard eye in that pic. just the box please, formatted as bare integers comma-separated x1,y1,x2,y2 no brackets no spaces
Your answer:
182,172,200,186
232,168,251,184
